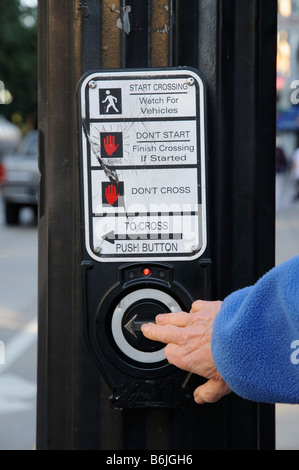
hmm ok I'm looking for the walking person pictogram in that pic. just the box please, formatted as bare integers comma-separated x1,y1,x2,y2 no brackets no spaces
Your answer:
99,88,122,115
102,90,119,113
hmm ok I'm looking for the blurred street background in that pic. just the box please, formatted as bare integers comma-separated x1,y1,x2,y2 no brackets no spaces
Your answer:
0,0,38,451
275,187,299,450
0,201,37,450
0,0,299,451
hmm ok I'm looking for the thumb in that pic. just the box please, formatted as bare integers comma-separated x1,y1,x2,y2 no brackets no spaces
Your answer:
194,379,231,404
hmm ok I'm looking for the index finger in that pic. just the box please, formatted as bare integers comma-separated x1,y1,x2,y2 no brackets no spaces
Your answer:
155,311,191,327
141,322,183,345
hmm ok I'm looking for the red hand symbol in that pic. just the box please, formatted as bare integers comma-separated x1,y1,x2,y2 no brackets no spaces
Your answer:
104,135,119,156
105,184,120,205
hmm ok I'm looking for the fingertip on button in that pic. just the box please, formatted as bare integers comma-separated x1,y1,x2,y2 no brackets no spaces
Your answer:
141,323,149,332
141,323,153,335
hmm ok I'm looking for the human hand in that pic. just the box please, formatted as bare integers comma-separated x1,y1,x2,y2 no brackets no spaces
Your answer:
105,184,120,205
104,135,119,156
141,300,231,404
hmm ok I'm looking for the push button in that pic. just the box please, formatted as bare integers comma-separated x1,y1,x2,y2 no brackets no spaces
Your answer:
111,288,182,364
122,299,169,353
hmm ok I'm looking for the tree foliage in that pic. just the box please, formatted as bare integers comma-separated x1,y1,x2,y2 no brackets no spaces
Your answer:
0,0,37,127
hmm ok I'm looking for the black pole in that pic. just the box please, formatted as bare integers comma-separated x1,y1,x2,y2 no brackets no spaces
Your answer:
37,0,277,450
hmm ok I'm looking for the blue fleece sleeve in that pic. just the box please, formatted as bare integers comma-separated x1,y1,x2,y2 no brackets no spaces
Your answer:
211,256,299,404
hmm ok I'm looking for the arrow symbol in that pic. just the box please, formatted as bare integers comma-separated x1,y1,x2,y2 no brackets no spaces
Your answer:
102,231,183,245
124,315,153,339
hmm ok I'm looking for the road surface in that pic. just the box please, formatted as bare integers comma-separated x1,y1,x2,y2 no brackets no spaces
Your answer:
0,201,37,450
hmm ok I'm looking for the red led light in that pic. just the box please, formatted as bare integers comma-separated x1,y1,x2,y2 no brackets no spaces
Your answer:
143,268,151,277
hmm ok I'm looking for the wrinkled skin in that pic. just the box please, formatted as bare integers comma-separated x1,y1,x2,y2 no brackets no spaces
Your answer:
142,300,231,404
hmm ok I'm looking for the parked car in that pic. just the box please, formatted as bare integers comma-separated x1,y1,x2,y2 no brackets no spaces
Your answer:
0,130,39,225
0,115,21,155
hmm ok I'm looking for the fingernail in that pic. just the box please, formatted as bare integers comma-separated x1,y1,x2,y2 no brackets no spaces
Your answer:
156,314,166,323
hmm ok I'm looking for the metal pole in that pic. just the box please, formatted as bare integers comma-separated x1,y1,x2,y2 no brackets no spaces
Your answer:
37,0,277,450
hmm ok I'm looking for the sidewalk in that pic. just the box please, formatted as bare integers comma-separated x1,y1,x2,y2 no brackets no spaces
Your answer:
275,197,299,450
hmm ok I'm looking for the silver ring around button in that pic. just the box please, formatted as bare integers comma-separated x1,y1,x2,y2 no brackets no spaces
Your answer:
111,288,182,364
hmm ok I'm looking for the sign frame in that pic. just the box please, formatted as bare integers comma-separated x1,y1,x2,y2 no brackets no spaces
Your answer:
78,67,208,263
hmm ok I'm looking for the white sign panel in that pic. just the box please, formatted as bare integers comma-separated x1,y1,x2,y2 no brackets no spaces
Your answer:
78,68,207,262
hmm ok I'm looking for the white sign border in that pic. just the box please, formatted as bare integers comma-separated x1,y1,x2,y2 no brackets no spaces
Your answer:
79,68,208,263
